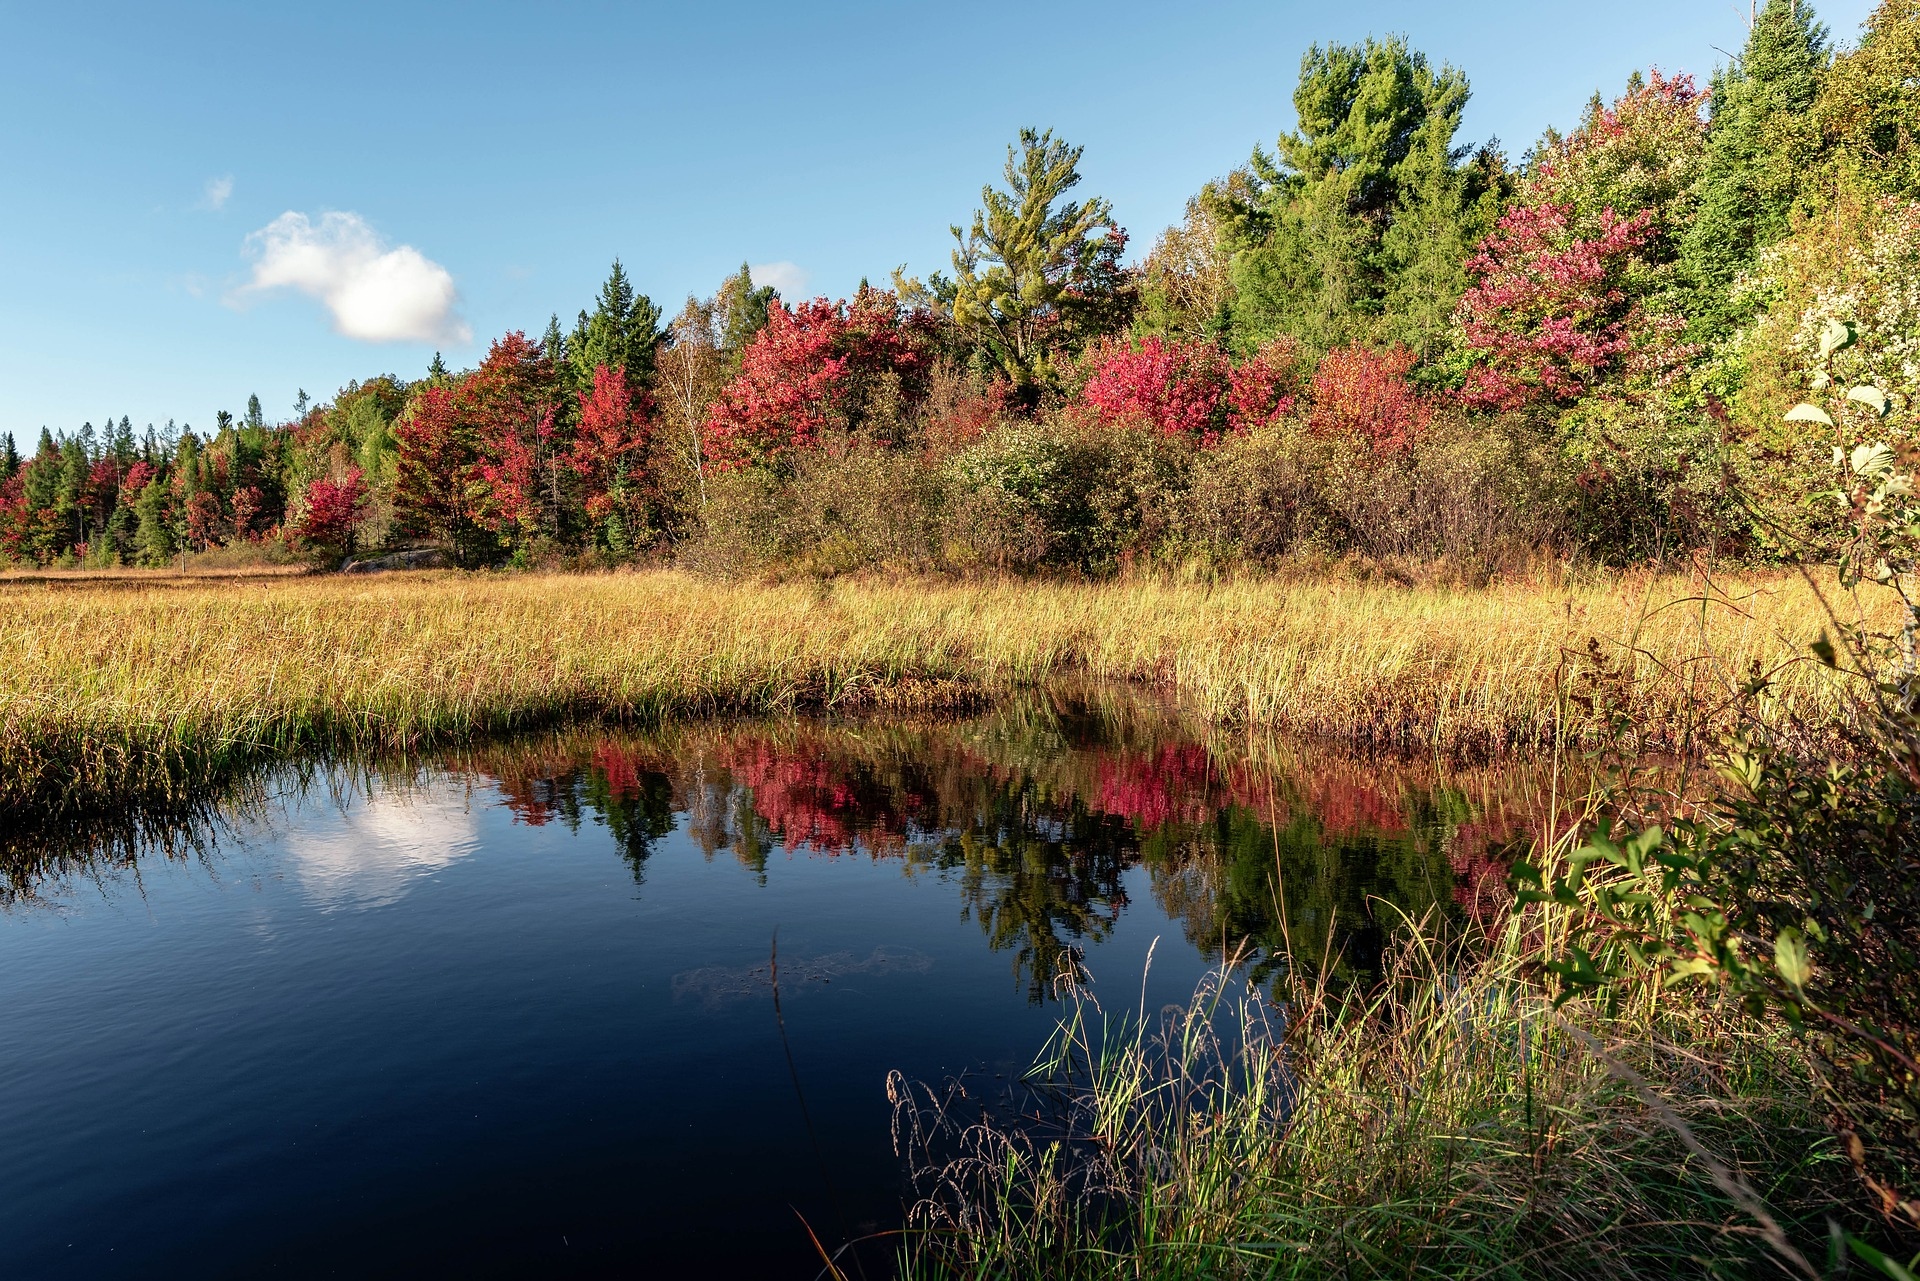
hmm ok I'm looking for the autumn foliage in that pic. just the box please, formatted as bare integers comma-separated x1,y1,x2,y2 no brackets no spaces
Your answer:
705,288,931,470
1455,203,1660,410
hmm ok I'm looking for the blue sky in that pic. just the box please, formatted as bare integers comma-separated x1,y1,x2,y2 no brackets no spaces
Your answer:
0,0,1880,437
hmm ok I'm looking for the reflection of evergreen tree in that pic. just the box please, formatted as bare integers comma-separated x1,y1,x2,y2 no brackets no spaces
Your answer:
1144,791,1465,991
927,784,1136,1003
581,767,676,886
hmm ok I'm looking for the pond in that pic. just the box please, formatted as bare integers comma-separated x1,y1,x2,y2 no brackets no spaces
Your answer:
0,690,1563,1277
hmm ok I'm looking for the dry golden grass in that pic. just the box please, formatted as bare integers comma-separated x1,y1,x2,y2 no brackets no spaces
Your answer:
0,566,1853,820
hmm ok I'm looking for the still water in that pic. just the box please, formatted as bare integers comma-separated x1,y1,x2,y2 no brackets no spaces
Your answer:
0,692,1557,1277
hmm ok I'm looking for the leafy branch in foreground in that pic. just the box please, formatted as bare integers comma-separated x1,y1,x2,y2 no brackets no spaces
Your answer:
1520,316,1920,1238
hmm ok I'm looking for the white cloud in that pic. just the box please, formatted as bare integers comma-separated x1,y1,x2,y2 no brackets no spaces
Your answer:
749,260,810,298
231,210,470,344
200,174,234,210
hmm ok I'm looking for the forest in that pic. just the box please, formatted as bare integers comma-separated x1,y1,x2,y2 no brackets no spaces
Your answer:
5,0,1915,580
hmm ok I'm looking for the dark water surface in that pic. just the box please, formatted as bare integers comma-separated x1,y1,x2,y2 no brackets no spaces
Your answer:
0,693,1559,1278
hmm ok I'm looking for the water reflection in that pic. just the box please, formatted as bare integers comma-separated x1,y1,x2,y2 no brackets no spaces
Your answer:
2,689,1563,997
280,780,479,911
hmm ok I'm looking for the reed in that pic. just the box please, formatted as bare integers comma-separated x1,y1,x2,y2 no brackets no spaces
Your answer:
0,566,1849,822
888,909,1843,1279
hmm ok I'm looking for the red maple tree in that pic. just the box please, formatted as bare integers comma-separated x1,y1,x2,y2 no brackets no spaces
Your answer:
1308,345,1433,454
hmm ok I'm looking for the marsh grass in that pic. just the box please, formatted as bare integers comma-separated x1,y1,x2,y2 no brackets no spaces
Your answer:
887,911,1843,1280
0,567,1850,825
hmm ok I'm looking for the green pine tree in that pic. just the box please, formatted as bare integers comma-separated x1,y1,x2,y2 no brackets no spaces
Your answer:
1213,36,1486,356
1682,0,1829,339
568,259,665,390
939,128,1121,394
716,264,776,364
0,432,18,481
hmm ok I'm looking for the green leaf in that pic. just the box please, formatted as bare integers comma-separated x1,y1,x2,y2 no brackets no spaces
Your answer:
1845,1232,1920,1281
1666,958,1716,984
1848,384,1893,415
1785,402,1834,426
1852,442,1897,478
1810,369,1832,392
1774,927,1812,990
1819,317,1858,357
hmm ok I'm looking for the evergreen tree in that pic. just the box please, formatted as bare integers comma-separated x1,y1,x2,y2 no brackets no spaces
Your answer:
0,432,17,481
541,312,566,363
1213,36,1485,356
24,430,58,511
245,394,265,430
715,264,777,364
57,434,89,543
428,352,450,380
568,259,665,390
1683,0,1829,339
133,478,175,566
933,128,1125,394
111,417,135,465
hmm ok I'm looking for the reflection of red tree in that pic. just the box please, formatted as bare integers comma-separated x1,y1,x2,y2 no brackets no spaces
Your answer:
498,777,563,826
716,737,918,855
1447,821,1511,919
592,744,672,801
1095,744,1217,830
1303,766,1410,837
1220,760,1409,837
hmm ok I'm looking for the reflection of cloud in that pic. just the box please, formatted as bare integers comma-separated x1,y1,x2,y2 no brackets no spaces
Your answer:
282,783,478,910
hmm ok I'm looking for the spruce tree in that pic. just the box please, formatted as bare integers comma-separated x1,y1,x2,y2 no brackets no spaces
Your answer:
1214,36,1485,356
245,394,265,430
133,479,175,566
24,430,59,510
0,432,18,481
1683,0,1829,339
568,259,665,390
716,264,776,364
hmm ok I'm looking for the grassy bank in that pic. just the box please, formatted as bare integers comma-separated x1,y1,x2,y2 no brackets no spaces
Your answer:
0,566,1846,822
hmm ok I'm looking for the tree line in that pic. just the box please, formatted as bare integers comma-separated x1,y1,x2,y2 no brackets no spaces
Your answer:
4,0,1915,575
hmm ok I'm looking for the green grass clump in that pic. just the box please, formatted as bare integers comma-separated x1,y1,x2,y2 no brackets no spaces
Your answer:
890,912,1841,1280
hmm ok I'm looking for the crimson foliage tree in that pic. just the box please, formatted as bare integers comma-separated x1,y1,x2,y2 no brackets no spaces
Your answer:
293,466,367,563
1308,344,1433,454
1455,203,1661,411
704,288,932,471
394,331,569,564
1080,337,1231,441
571,363,654,553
